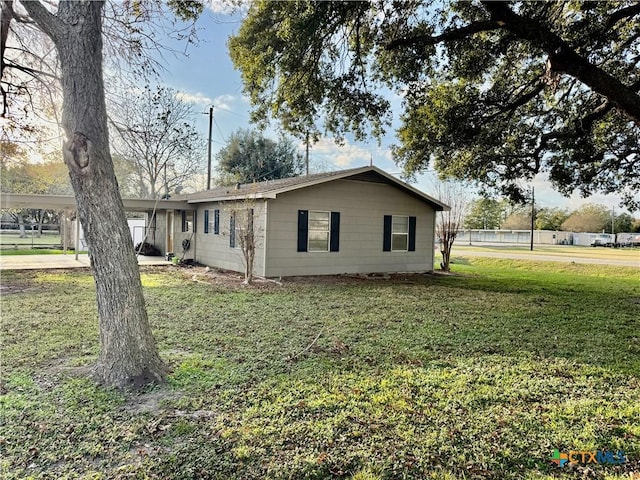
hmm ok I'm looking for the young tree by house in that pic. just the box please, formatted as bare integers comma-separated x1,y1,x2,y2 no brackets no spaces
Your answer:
111,85,205,198
1,1,204,389
433,180,469,272
229,200,261,285
229,2,640,209
216,129,304,185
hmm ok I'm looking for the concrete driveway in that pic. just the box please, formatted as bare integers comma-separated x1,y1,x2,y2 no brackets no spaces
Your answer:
0,254,171,270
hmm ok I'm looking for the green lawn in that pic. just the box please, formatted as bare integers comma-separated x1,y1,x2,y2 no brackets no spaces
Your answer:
0,232,62,247
1,260,638,479
0,248,68,256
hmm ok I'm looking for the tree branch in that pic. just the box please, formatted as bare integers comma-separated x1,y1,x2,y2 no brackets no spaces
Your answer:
481,1,640,126
18,0,65,44
604,4,640,32
4,60,58,79
386,20,503,50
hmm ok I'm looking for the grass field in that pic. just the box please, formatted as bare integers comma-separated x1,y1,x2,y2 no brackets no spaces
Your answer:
1,259,639,479
0,249,68,256
0,232,62,250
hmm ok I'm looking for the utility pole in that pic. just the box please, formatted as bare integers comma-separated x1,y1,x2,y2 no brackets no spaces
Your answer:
530,187,535,251
611,207,615,235
305,131,309,176
207,106,213,190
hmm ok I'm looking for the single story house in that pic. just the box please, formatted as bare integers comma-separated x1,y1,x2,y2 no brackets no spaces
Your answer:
0,166,449,276
155,166,449,277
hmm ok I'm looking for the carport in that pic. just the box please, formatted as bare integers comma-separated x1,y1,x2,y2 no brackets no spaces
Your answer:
0,193,188,260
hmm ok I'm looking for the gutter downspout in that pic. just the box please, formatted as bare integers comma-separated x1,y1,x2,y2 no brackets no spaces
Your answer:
431,210,437,272
262,200,268,277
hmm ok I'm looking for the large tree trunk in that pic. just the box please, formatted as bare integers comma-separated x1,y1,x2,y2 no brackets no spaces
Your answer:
36,209,44,237
16,212,26,238
22,1,166,389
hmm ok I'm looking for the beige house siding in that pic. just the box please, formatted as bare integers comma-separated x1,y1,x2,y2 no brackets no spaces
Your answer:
150,210,167,254
264,179,436,277
191,201,267,276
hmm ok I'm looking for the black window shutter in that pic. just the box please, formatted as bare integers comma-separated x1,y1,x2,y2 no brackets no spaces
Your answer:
204,210,209,234
181,210,186,232
297,210,308,252
383,215,392,251
229,213,235,248
249,208,254,233
408,216,417,251
330,211,340,252
214,209,220,234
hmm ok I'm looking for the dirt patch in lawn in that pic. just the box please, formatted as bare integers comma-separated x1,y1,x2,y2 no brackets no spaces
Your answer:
0,271,40,295
149,264,442,290
0,282,35,295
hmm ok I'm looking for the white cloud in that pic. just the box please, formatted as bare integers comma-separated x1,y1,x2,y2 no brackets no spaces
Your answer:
307,137,393,169
205,0,250,15
213,94,238,111
175,91,213,105
531,173,629,212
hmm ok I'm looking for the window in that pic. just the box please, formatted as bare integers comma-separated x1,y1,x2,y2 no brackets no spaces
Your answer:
181,210,194,233
297,210,340,252
392,216,409,251
214,209,220,234
309,211,330,251
229,208,253,248
383,215,416,252
204,209,219,234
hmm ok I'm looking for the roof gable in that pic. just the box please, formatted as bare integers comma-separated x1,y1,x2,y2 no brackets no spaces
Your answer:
184,166,449,211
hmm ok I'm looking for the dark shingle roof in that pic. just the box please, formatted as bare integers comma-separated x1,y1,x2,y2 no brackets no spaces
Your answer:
182,166,449,210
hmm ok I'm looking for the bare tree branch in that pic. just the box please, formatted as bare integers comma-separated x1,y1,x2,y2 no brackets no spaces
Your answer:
18,0,66,44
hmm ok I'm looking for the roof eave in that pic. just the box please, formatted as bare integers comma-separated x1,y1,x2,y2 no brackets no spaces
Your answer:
186,193,275,204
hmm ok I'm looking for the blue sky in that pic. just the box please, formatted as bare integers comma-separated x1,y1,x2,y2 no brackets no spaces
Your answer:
155,5,630,213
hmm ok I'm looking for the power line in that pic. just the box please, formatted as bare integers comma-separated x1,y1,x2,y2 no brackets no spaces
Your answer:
213,118,227,143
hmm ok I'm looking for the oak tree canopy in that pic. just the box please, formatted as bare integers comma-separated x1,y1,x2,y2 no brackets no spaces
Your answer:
229,1,640,209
